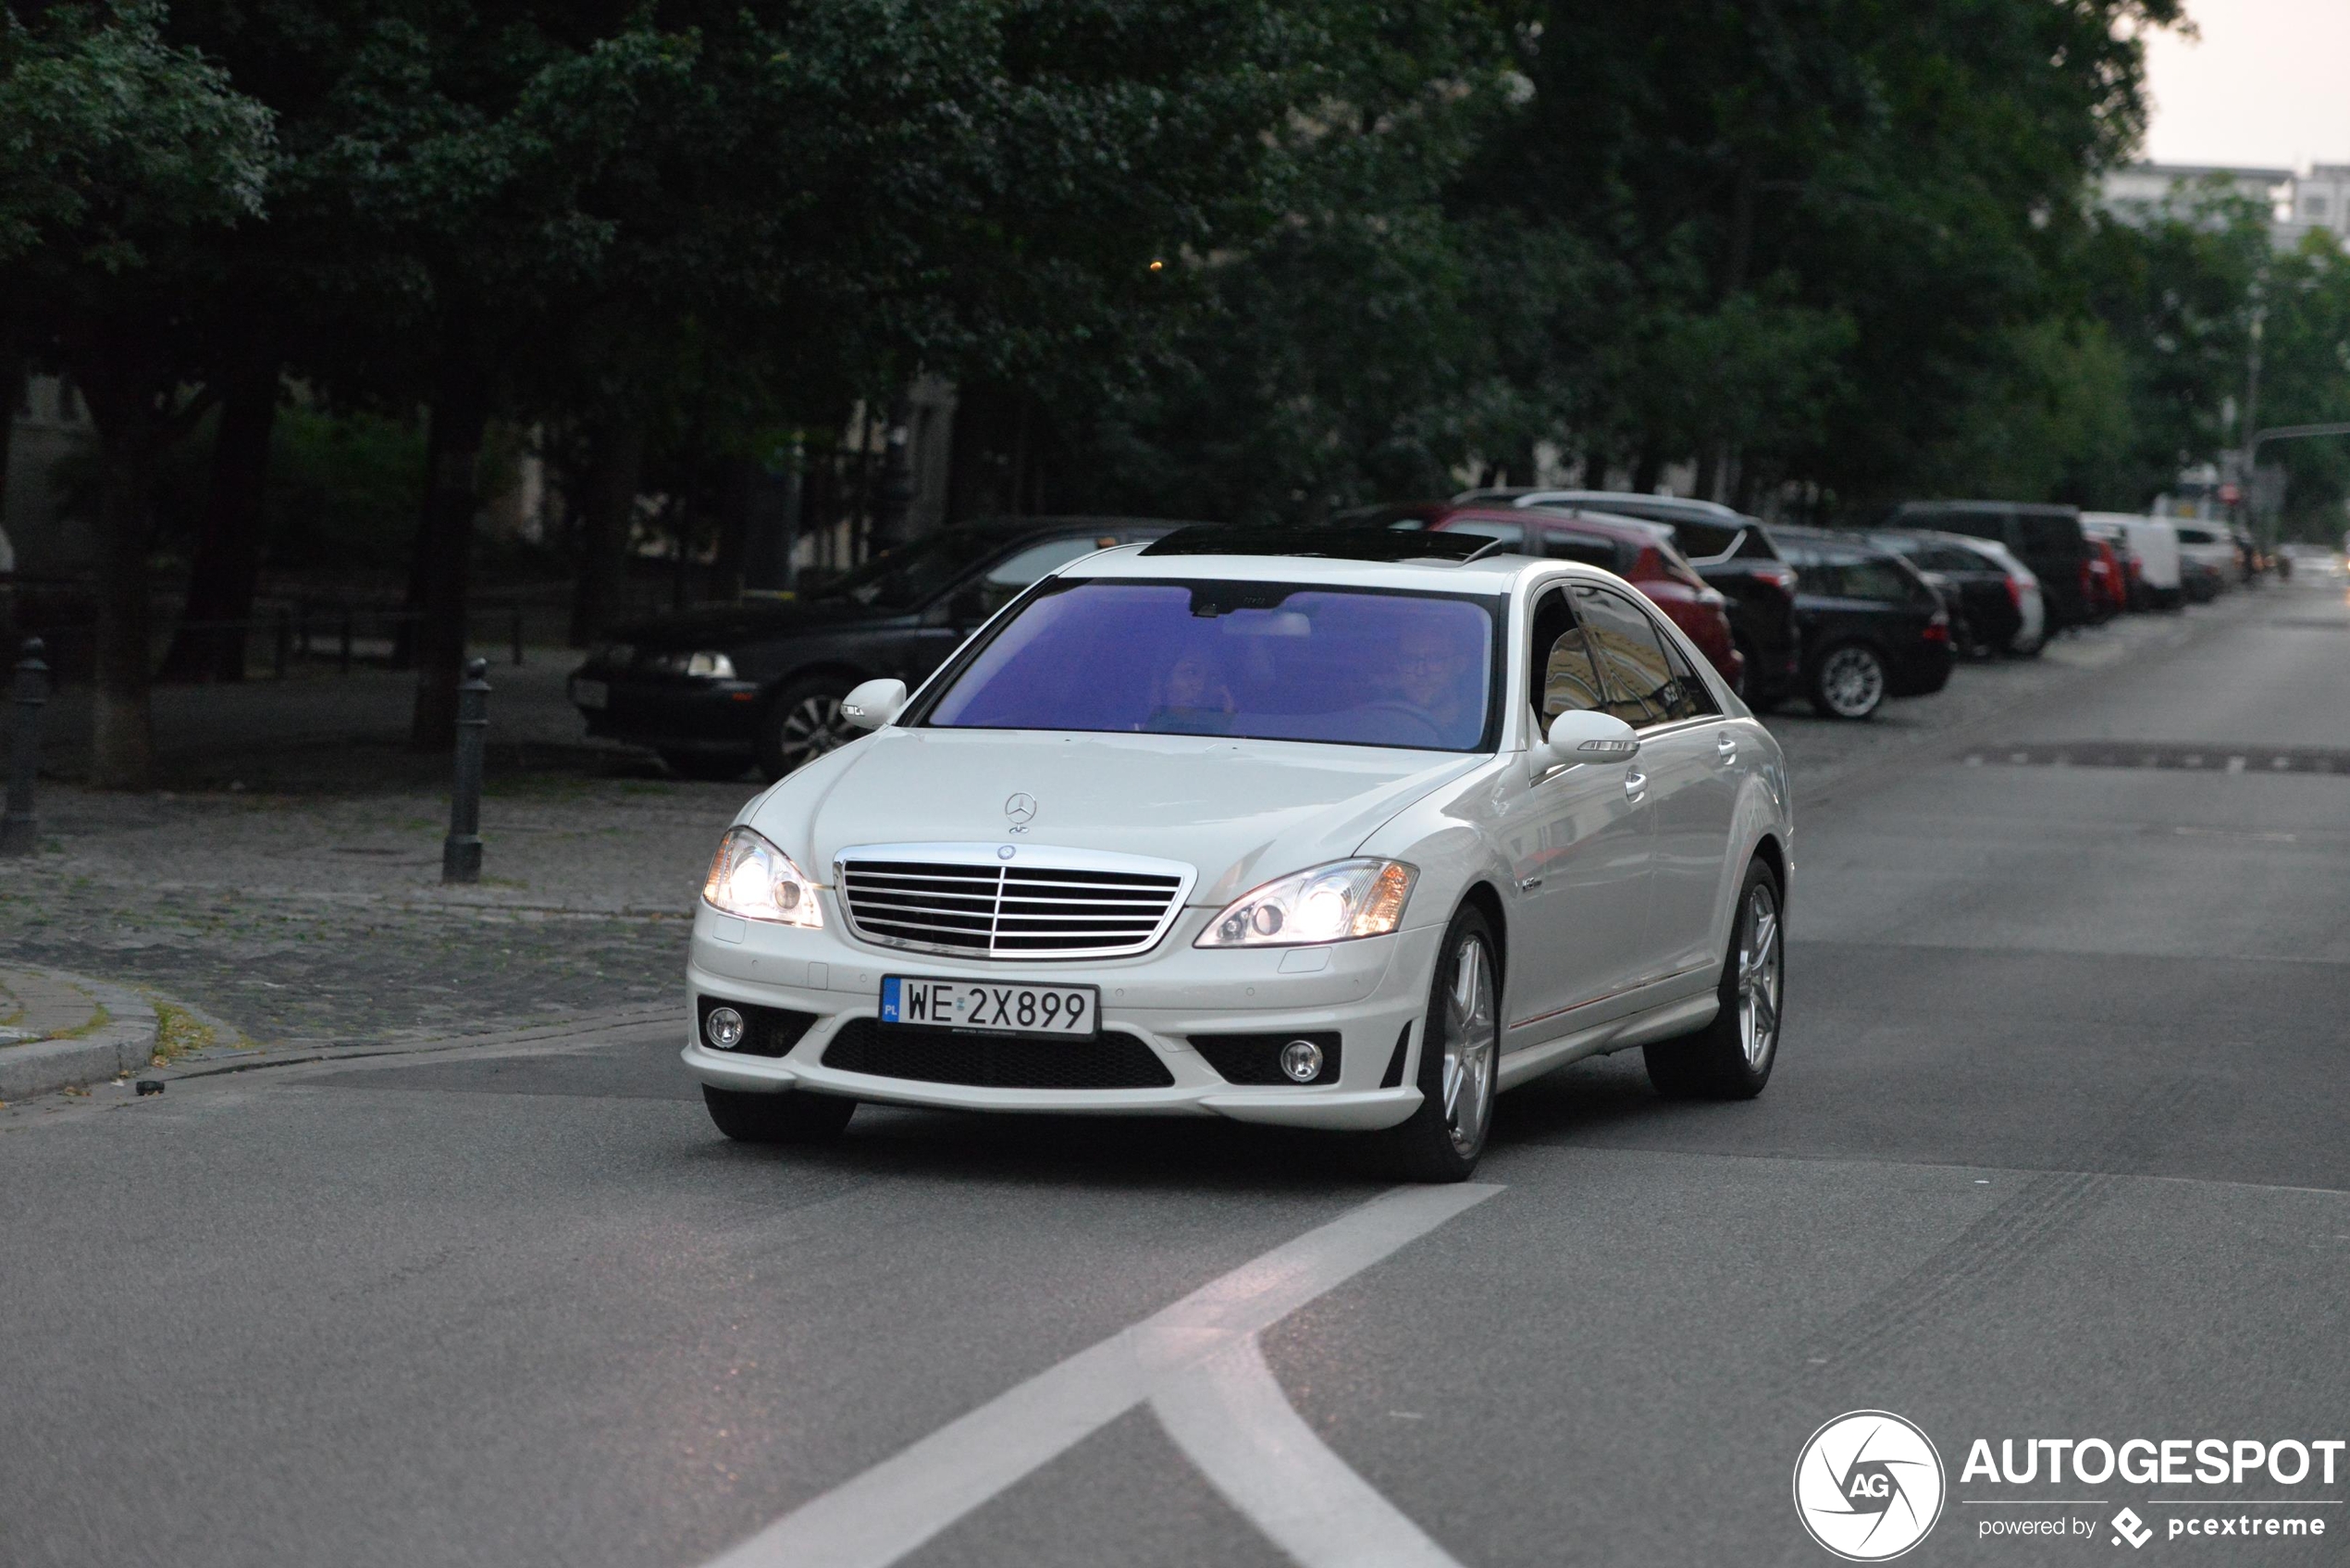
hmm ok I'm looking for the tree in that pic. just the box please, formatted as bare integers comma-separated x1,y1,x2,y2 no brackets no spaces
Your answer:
1,1,271,786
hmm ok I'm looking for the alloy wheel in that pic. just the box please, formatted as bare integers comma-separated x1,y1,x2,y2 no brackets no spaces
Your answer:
1818,647,1885,717
1441,933,1499,1155
1737,882,1782,1068
774,694,852,771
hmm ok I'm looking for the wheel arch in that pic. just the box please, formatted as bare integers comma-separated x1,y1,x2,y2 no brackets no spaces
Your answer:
1750,832,1788,920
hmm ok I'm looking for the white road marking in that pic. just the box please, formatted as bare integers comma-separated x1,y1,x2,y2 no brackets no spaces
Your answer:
702,1183,1501,1568
1154,1335,1466,1568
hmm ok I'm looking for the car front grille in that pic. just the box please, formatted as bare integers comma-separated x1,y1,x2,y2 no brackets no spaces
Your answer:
822,1019,1175,1089
835,845,1193,958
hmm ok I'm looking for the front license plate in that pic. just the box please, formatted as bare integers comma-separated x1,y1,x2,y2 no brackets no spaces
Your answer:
880,976,1099,1037
571,677,609,710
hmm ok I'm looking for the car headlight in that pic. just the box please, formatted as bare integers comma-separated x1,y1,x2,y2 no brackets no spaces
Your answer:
646,649,737,678
702,826,823,927
1195,859,1416,947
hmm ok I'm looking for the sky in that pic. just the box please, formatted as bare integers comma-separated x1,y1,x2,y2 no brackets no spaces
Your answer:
2141,0,2350,168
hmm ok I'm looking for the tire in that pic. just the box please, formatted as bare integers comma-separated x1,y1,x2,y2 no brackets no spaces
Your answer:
703,1085,856,1143
754,674,861,782
2005,627,2047,659
1383,906,1502,1182
1807,642,1886,721
660,750,751,782
1644,858,1783,1100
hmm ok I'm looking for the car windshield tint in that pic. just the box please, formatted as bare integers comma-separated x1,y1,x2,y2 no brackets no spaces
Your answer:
815,531,1022,611
925,581,1497,752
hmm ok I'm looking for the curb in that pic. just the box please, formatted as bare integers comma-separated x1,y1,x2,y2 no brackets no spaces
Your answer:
0,968,163,1103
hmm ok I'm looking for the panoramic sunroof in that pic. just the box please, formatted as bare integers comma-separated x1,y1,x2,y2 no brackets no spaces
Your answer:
1140,526,1503,562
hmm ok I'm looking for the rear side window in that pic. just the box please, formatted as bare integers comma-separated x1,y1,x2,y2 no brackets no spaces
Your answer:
1573,585,1682,727
2176,526,2220,545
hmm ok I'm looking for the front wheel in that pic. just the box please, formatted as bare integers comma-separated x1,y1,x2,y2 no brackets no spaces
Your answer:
1645,858,1783,1099
1808,642,1886,720
703,1085,856,1143
755,675,860,782
1384,906,1502,1182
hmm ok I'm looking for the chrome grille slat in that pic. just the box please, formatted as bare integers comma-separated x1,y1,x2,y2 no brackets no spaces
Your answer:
836,843,1194,959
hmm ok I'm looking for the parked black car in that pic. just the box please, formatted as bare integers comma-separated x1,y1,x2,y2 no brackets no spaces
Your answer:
1874,500,2091,630
1764,525,1955,720
1452,488,1804,705
1861,528,2038,659
570,518,1181,780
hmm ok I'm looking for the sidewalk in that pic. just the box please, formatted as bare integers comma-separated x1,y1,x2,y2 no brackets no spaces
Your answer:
0,965,163,1101
31,649,628,790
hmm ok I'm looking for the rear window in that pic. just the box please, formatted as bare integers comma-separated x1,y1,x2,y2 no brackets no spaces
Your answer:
1922,512,2001,544
1539,529,1628,572
1669,520,1744,558
1812,556,1923,603
1442,519,1526,549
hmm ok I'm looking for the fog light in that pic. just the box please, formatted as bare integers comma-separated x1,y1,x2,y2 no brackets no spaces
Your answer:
1280,1039,1324,1083
705,1006,746,1050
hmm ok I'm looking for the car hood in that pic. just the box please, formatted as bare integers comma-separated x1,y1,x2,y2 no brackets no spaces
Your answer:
750,728,1487,906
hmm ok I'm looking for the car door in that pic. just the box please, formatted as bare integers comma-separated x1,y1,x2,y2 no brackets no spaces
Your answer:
1503,584,1657,1044
1573,583,1739,982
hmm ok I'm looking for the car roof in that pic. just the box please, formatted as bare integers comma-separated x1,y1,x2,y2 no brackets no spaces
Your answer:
1497,489,1750,526
1070,539,1578,595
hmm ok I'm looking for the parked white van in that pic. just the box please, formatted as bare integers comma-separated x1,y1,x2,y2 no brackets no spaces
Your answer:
2083,513,2183,610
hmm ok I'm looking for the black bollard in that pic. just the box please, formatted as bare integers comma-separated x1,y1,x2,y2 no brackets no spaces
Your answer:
2,637,48,858
441,656,489,883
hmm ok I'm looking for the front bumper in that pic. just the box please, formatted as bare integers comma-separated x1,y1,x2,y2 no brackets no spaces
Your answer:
573,671,762,753
681,902,1436,1130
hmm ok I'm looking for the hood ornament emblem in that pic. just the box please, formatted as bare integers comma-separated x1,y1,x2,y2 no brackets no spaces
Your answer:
1004,792,1037,834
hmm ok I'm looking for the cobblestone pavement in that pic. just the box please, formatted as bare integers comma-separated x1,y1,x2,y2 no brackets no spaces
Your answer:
1,593,2257,1052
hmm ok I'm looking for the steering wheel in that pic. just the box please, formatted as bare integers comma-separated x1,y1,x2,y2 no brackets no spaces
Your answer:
1354,700,1448,744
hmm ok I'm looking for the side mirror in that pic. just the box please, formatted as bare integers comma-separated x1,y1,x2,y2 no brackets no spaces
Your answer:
1537,709,1639,770
839,677,909,733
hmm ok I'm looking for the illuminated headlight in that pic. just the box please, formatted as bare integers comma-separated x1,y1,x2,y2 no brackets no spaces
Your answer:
1195,859,1416,947
702,826,823,927
647,649,738,678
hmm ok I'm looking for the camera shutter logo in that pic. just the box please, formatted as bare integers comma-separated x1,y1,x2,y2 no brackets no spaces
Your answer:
1793,1410,1947,1561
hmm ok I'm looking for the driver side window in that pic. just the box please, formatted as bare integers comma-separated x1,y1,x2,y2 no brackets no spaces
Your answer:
1528,586,1605,735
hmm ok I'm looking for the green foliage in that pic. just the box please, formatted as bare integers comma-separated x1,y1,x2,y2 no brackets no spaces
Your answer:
0,1,271,269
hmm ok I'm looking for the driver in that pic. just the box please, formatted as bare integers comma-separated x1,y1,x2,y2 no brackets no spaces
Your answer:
1382,621,1478,741
1144,648,1236,734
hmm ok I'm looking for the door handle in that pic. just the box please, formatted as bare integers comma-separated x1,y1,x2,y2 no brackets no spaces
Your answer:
1715,733,1738,764
1624,771,1647,799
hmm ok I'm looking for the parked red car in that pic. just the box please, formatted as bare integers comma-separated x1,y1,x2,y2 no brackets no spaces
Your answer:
1381,503,1747,692
2084,536,2127,623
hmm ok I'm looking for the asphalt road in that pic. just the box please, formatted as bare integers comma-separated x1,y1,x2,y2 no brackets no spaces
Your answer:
4,579,2346,1567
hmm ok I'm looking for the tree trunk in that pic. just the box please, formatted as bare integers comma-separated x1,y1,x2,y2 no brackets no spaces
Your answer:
72,336,171,792
1631,445,1664,495
408,357,490,750
1579,445,1610,489
566,415,644,647
158,367,278,683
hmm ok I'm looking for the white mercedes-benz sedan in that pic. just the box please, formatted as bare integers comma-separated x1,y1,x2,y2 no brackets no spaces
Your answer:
682,526,1791,1179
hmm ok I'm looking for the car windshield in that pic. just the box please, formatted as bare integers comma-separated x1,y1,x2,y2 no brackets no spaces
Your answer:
924,580,1498,752
814,531,1019,611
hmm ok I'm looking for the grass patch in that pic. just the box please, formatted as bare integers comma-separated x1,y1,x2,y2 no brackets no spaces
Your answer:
151,1002,219,1063
56,1003,112,1041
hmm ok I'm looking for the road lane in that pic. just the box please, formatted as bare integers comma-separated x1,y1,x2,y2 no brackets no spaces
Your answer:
0,581,2343,1568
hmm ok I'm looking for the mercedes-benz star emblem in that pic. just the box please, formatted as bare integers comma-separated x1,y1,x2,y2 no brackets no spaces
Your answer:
1004,792,1038,833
